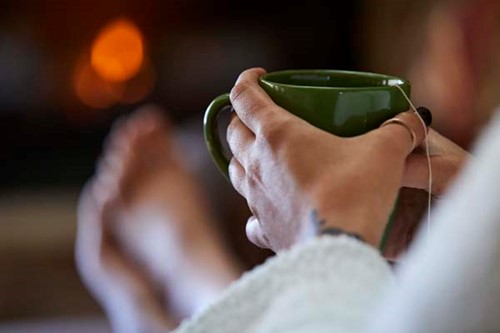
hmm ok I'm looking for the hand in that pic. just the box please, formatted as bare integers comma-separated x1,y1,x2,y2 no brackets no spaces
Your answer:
227,68,427,252
381,131,469,259
403,128,470,196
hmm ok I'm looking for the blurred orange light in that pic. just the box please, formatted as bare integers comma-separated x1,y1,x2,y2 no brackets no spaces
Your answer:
91,18,144,83
74,60,121,109
118,58,156,104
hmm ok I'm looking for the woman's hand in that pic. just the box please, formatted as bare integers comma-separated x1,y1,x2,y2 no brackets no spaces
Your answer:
227,68,427,252
381,130,470,258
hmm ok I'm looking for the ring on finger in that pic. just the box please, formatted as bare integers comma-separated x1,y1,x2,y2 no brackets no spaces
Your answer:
380,117,417,153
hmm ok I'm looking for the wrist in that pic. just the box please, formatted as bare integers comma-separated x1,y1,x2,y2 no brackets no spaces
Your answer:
321,218,382,247
319,226,365,243
311,205,387,248
311,184,396,248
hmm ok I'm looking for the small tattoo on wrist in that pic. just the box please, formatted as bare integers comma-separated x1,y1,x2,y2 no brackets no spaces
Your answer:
310,209,326,232
310,209,365,243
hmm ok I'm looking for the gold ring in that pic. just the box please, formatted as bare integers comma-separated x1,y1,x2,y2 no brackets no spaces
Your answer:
380,117,417,152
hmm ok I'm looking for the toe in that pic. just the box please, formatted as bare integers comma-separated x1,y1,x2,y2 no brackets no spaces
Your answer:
97,143,132,176
132,104,167,123
132,104,171,134
102,116,134,167
76,181,105,268
92,174,118,207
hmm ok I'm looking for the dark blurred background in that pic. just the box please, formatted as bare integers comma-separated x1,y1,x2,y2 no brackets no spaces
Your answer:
0,0,360,189
0,0,361,328
0,0,498,330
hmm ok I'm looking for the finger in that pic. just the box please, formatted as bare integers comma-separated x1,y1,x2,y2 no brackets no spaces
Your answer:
245,215,270,249
230,68,288,133
377,109,431,156
403,154,465,195
227,113,255,165
416,128,467,156
228,157,247,197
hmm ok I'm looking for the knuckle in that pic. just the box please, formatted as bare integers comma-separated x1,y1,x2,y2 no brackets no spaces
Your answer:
245,162,265,192
228,159,245,193
227,158,238,179
246,160,262,182
230,80,250,103
258,116,291,150
226,116,239,141
228,157,241,175
230,81,269,115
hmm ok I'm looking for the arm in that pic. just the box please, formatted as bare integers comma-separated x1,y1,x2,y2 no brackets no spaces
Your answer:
175,68,418,333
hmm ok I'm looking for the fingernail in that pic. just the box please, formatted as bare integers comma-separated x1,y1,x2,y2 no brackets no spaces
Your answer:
416,107,432,127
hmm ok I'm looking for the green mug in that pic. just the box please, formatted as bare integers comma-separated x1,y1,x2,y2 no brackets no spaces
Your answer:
204,69,410,179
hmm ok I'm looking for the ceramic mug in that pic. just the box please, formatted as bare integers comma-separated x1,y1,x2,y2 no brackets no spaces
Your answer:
204,69,410,179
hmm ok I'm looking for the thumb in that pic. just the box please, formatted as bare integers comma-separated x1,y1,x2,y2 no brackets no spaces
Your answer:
245,216,271,249
377,108,432,156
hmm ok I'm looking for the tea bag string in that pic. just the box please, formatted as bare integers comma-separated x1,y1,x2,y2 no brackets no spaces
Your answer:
394,85,432,234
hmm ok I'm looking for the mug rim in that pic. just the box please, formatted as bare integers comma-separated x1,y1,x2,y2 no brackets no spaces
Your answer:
259,69,409,90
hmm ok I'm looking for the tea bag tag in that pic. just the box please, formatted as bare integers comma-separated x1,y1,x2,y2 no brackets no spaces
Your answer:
393,84,433,235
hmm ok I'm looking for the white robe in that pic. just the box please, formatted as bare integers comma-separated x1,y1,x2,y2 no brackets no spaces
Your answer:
175,111,500,333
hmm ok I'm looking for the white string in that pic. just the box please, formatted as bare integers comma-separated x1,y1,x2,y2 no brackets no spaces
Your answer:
394,85,432,235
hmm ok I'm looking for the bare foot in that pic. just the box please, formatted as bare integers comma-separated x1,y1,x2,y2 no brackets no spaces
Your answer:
76,178,174,332
81,105,242,321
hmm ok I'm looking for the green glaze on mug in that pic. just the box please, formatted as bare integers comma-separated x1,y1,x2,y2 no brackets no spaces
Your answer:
204,69,410,179
259,70,410,137
204,94,233,176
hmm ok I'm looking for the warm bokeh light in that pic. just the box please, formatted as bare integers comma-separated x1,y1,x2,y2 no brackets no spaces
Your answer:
75,18,155,109
118,58,156,104
74,59,121,109
91,18,144,83
74,55,155,109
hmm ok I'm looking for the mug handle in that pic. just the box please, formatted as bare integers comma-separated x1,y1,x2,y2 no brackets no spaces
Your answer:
203,93,232,181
